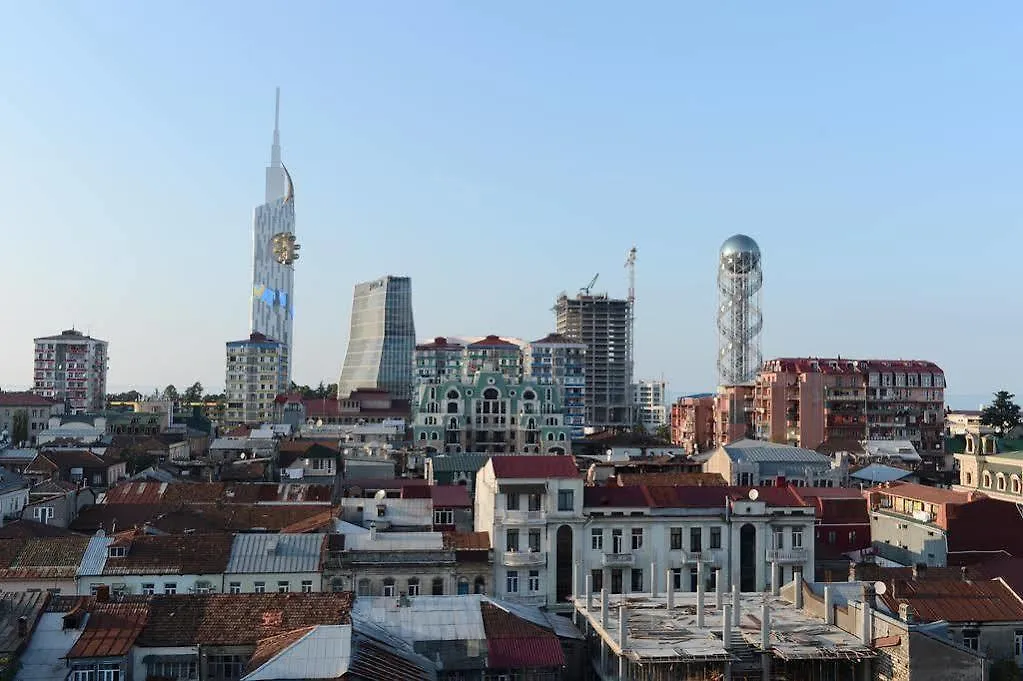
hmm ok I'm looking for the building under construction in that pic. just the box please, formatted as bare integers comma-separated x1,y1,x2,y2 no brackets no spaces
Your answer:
555,293,633,431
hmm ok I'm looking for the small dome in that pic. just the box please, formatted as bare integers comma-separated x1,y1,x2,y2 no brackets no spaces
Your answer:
719,234,761,273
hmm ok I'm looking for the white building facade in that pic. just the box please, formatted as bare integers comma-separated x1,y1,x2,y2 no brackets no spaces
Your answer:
225,332,289,424
250,88,298,382
32,329,108,413
633,379,668,429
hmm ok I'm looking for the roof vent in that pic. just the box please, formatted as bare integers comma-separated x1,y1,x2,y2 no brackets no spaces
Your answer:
265,539,279,554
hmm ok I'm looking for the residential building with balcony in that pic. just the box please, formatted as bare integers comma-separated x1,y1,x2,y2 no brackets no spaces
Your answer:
32,329,108,414
583,483,815,595
0,392,64,447
791,486,871,581
753,357,946,469
633,379,668,430
474,456,584,608
702,439,842,487
462,335,523,380
414,336,465,389
670,393,716,454
946,409,991,437
412,371,574,455
224,332,288,425
524,332,587,439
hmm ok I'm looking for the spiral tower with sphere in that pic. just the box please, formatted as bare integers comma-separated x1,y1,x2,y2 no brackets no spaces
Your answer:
717,234,763,386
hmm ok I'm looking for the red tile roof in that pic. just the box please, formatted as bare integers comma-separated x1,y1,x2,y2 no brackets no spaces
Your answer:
0,520,78,539
415,336,464,351
0,392,57,407
946,498,1023,565
66,601,149,658
70,503,330,534
879,579,1023,623
467,335,518,349
481,602,564,668
280,507,339,534
869,482,975,506
246,626,315,673
616,472,726,487
442,531,490,551
99,534,234,575
137,593,353,646
491,456,579,479
764,358,944,375
430,484,471,507
529,333,581,345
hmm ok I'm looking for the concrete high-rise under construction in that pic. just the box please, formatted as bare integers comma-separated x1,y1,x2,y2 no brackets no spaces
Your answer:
555,293,632,430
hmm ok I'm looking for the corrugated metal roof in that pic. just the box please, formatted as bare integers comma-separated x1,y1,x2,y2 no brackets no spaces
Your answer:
352,595,486,641
851,464,914,483
487,637,564,668
427,453,492,473
723,440,831,464
226,533,326,574
66,601,149,659
77,535,113,577
491,456,579,479
879,579,1023,623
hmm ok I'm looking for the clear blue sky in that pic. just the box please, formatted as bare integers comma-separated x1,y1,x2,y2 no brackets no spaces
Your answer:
1,2,1019,407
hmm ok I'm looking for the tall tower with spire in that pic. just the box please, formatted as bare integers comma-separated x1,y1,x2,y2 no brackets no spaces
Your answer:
250,87,299,383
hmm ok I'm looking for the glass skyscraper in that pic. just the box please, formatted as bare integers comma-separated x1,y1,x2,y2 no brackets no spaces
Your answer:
338,276,416,400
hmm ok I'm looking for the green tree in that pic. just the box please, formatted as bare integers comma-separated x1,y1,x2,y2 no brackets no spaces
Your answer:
981,390,1022,437
654,424,673,443
182,382,203,404
11,410,28,445
162,384,179,401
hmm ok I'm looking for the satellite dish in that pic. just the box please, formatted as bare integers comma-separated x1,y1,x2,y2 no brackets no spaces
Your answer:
373,489,387,500
748,489,759,501
874,581,887,595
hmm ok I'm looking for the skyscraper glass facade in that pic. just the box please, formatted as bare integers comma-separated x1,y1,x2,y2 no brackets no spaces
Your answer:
338,276,416,400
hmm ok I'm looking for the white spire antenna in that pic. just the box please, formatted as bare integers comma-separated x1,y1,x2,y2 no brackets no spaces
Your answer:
265,87,287,202
271,86,282,168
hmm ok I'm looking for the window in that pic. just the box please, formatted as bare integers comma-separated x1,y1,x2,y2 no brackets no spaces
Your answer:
506,571,519,593
506,529,519,552
848,530,857,544
558,489,574,511
506,493,520,510
163,582,177,595
407,578,420,596
528,570,540,592
254,582,266,594
710,526,722,549
591,569,603,592
690,527,702,552
963,630,979,651
1014,476,1021,494
141,583,155,595
591,528,603,550
208,654,245,681
983,472,992,489
72,667,95,681
474,576,486,595
631,528,643,550
965,472,973,485
827,530,837,544
108,546,126,558
148,660,198,680
100,666,122,681
195,581,213,594
631,568,643,592
528,529,541,552
432,577,444,595
433,509,454,525
32,506,54,522
792,528,803,549
998,474,1006,492
301,580,313,593
670,528,683,550
611,569,623,594
773,529,784,550
528,493,542,511
671,568,683,590
383,578,396,597
612,529,623,553
229,582,241,594
277,581,289,593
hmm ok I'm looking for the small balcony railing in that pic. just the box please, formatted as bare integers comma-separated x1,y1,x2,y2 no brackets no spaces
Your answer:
502,551,546,567
601,552,635,567
766,548,808,564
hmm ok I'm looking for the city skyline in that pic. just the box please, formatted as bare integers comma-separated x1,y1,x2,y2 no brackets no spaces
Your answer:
2,3,1022,403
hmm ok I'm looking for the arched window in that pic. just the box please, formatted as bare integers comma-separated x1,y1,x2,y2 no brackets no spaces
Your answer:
983,472,992,489
448,417,458,430
965,472,973,485
383,577,396,597
432,577,444,595
407,577,420,596
1013,475,1021,494
446,389,459,400
547,433,554,441
557,432,566,441
997,473,1006,491
419,432,426,440
483,387,499,400
527,418,536,430
430,432,439,440
357,578,372,596
473,576,486,595
523,390,536,401
457,577,470,595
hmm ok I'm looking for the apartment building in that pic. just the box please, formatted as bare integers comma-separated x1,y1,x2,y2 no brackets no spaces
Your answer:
412,371,574,455
524,332,587,439
413,336,465,388
32,329,108,413
702,439,842,487
554,293,632,430
753,358,946,466
224,331,289,424
474,456,584,608
0,392,63,446
670,387,754,455
633,379,668,430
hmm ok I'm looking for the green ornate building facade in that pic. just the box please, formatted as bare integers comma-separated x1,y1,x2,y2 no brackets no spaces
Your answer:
412,371,573,455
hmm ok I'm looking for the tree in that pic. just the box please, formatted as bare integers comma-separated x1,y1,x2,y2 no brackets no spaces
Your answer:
162,385,179,401
654,423,673,444
11,410,28,445
182,382,204,404
981,390,1022,437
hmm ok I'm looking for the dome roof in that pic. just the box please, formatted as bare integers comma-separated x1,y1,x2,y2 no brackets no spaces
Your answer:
720,234,760,259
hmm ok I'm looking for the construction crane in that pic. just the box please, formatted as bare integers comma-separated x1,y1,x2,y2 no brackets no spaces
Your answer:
579,273,599,296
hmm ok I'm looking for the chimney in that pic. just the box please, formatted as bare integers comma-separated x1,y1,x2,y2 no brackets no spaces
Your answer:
618,604,628,651
600,588,609,629
722,604,732,650
696,561,705,627
732,582,741,627
715,569,723,609
17,616,27,638
666,568,675,610
899,603,914,624
96,585,110,603
794,568,804,609
650,562,658,597
761,603,771,650
824,585,834,625
585,573,593,611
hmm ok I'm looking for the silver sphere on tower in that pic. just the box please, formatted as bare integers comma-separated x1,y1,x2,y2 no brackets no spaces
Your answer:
717,234,763,385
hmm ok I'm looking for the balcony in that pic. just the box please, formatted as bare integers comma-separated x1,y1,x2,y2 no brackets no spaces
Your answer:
766,548,808,564
681,549,723,566
497,510,546,525
502,551,547,567
601,552,635,567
